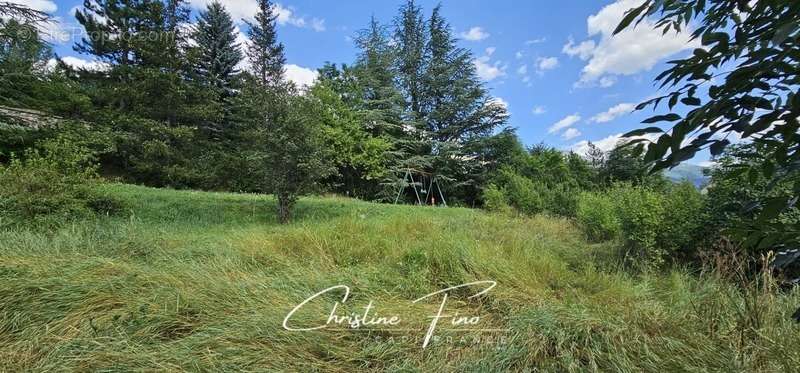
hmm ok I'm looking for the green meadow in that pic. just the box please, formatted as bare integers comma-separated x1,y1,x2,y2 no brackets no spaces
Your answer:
1,184,798,372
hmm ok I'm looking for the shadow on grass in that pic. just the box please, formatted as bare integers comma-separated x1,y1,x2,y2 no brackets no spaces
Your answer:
105,184,386,228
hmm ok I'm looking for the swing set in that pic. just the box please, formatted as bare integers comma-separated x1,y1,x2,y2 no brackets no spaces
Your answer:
393,168,448,206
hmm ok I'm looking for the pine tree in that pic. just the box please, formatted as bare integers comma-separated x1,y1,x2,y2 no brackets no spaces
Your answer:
354,16,404,137
0,2,48,24
74,0,165,67
0,18,53,107
164,0,189,32
192,1,243,94
393,0,426,119
586,142,605,169
418,4,508,205
245,0,285,86
421,5,507,144
163,0,190,71
74,0,171,112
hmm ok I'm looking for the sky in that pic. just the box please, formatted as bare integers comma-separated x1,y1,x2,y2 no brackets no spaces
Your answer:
15,0,712,165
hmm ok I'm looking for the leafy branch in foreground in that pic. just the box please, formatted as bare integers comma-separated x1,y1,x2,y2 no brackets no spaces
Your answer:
616,0,800,248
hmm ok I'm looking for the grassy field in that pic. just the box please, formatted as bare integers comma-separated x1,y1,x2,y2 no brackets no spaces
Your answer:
1,184,799,372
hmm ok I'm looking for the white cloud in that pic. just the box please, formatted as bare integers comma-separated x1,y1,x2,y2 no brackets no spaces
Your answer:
5,0,57,13
233,25,250,71
188,1,325,31
309,18,326,32
562,38,595,60
563,0,699,87
485,47,496,56
532,106,546,115
50,56,109,71
3,1,78,44
570,132,660,156
285,64,318,88
460,26,489,41
562,128,581,140
549,114,581,134
230,25,316,89
517,65,528,75
474,55,506,81
590,102,636,123
37,17,75,44
536,56,559,74
515,51,524,59
525,37,547,45
188,0,256,23
489,97,509,110
598,76,617,87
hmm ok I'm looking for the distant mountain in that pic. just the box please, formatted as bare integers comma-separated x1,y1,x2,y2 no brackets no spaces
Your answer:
664,163,709,188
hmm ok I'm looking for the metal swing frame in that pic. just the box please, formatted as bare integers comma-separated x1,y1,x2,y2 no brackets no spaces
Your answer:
393,168,448,207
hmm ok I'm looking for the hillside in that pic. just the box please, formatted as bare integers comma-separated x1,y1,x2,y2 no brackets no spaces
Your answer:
664,163,709,187
1,184,798,372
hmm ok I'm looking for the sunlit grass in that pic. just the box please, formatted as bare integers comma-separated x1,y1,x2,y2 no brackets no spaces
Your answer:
1,183,798,371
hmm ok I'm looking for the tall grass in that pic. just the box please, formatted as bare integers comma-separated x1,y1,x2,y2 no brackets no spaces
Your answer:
1,184,798,371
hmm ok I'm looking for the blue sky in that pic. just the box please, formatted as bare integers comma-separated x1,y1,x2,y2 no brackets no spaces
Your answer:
23,0,711,164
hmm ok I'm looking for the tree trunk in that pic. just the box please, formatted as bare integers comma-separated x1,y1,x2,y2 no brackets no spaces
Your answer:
277,193,292,224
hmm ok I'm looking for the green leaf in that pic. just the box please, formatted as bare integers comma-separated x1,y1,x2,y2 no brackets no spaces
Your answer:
644,135,671,163
772,22,799,45
623,127,664,137
613,2,648,35
759,197,789,222
710,139,730,156
642,114,681,124
669,94,679,110
681,97,701,106
701,32,729,46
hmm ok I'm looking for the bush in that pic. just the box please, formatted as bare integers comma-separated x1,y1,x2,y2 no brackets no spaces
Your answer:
660,182,705,258
0,135,124,227
614,185,667,268
576,191,621,242
496,168,544,215
482,183,512,214
542,183,580,217
577,183,706,270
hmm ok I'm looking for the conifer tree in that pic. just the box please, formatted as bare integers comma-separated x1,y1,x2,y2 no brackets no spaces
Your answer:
393,0,426,119
245,0,285,86
164,0,189,32
421,5,508,144
192,1,243,95
74,0,171,112
74,0,165,67
354,16,404,137
163,0,190,71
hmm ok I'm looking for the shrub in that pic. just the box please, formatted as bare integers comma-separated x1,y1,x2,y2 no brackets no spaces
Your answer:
660,182,705,258
496,168,544,215
614,185,666,268
0,135,123,227
576,191,621,242
542,183,580,217
482,183,512,214
576,183,705,269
